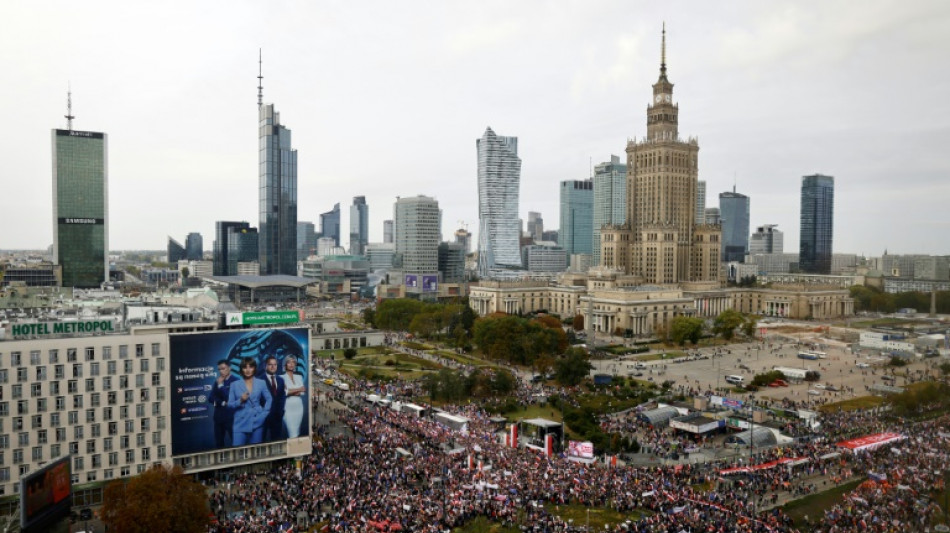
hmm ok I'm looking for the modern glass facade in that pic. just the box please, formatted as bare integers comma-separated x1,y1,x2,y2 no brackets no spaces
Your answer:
213,221,253,276
296,221,317,261
383,220,394,244
695,180,706,225
719,190,750,262
52,129,108,288
258,104,297,275
592,155,626,265
476,127,522,277
749,224,783,255
799,174,834,274
559,179,594,256
228,226,260,276
168,237,186,263
394,195,440,275
319,203,341,247
184,233,203,260
349,196,369,256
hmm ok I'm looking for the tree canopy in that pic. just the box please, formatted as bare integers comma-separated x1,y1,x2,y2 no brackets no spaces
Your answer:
554,347,593,386
101,465,209,533
472,314,567,365
669,316,704,346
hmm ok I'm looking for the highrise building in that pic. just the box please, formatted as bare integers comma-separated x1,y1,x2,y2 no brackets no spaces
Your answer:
168,237,186,263
559,179,594,256
297,221,317,261
320,203,341,247
749,224,783,255
394,196,441,295
799,174,834,274
592,155,626,265
438,242,466,283
214,221,253,276
526,212,544,241
185,232,203,260
349,196,369,256
52,107,109,288
695,180,706,225
719,188,750,262
454,228,472,254
600,26,720,284
704,207,721,225
258,65,298,276
383,220,394,244
228,226,259,276
476,127,522,278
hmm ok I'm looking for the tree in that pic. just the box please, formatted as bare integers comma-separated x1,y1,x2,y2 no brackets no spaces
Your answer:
669,316,704,346
181,266,190,279
343,348,357,360
750,370,785,387
101,465,209,533
554,347,593,386
572,314,584,331
741,314,759,338
361,307,376,327
712,309,745,341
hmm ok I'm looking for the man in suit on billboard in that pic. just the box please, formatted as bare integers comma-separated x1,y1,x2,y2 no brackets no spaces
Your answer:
208,359,239,448
261,355,286,441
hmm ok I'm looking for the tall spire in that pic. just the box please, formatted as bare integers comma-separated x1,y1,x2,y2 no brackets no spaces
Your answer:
660,22,667,78
65,83,75,131
257,48,264,110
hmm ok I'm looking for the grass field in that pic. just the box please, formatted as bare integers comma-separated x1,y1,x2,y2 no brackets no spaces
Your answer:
503,404,563,423
817,396,885,413
545,503,646,530
781,478,863,527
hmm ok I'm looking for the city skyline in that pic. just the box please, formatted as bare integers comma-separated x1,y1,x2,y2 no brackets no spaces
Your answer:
1,1,949,256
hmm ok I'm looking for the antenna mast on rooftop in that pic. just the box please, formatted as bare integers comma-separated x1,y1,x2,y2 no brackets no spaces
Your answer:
257,49,264,110
65,83,75,131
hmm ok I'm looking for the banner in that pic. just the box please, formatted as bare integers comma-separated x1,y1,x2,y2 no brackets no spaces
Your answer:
567,441,594,459
836,432,906,452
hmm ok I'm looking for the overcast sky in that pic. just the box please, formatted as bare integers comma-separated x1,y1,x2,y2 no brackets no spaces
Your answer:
2,0,948,256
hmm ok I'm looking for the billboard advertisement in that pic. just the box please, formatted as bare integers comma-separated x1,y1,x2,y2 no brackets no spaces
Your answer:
567,440,594,459
169,328,310,456
225,310,302,327
20,455,72,531
405,274,418,288
422,275,438,293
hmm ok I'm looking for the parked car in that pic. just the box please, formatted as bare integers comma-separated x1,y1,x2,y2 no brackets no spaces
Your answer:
807,389,822,396
322,378,335,386
856,362,870,369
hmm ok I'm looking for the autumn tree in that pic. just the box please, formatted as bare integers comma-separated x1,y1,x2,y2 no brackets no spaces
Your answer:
572,314,584,331
669,316,704,346
712,309,745,341
101,464,209,533
554,347,593,386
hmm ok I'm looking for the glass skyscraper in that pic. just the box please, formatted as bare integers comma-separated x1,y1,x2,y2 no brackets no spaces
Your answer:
185,232,203,260
592,155,626,265
214,221,255,276
559,179,594,257
52,129,108,288
168,237,186,263
719,188,750,262
258,103,297,275
476,127,522,277
799,174,834,274
319,203,341,247
349,196,369,256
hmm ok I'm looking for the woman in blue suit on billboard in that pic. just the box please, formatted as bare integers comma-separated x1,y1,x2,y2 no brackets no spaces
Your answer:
228,357,272,446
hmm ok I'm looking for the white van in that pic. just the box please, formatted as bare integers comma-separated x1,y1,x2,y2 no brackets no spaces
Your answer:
724,375,745,385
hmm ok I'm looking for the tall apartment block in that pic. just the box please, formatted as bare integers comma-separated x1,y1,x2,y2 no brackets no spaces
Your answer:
559,179,594,257
799,174,834,274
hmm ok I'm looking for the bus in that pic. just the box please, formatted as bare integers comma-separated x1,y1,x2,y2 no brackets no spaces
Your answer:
797,351,827,360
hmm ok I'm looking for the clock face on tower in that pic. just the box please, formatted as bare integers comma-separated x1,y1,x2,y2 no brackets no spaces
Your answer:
655,95,663,103
664,94,671,103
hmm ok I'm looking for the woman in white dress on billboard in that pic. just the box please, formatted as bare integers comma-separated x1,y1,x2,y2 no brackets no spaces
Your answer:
282,357,305,438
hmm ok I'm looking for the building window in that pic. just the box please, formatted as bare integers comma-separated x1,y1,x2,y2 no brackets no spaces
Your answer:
139,359,149,372
151,343,160,357
30,383,42,397
119,345,128,359
135,344,144,358
10,353,21,366
66,349,76,363
29,351,41,365
48,350,59,364
90,363,100,377
55,365,64,379
151,373,160,387
102,346,112,360
85,347,95,361
107,361,116,375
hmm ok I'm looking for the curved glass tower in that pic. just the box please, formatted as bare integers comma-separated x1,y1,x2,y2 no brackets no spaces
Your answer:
476,127,522,278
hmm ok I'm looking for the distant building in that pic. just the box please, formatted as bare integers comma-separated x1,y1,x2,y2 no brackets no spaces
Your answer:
301,255,370,296
185,232,203,260
438,242,466,283
522,245,568,272
168,237,186,263
394,195,441,290
749,225,783,255
366,243,395,271
560,179,594,257
704,207,721,225
526,211,544,241
914,256,950,281
52,127,109,288
719,188,750,262
748,253,799,275
476,127,522,278
695,180,706,225
214,221,254,276
541,230,559,243
319,203,341,247
0,263,60,287
297,221,317,261
799,174,834,274
349,196,369,256
383,220,394,244
593,155,626,266
228,227,259,277
454,228,472,255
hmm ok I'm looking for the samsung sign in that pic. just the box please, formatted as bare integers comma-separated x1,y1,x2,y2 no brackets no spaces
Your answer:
10,320,116,338
58,217,104,225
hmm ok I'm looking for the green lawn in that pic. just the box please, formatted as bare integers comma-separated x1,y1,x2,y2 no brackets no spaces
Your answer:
781,478,863,527
503,404,564,423
817,396,885,413
545,503,646,530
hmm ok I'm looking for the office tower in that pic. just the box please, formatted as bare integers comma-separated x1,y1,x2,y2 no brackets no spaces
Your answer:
52,101,109,288
349,196,369,256
599,26,720,283
438,242,466,283
185,232,203,260
704,207,721,225
258,57,298,276
394,196,440,274
168,237,186,263
454,228,472,254
476,127,522,278
366,242,395,270
526,212,544,241
559,179,594,256
749,224,783,255
228,226,259,276
541,230,559,243
799,174,834,274
695,180,706,225
719,188,750,262
214,221,251,276
592,155,626,265
296,221,316,261
320,203,341,247
383,220,394,244
522,245,568,272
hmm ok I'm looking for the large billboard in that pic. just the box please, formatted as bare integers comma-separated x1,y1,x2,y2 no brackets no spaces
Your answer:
169,328,310,456
20,455,72,531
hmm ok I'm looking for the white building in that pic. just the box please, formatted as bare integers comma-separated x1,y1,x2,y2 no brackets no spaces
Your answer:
476,127,522,278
